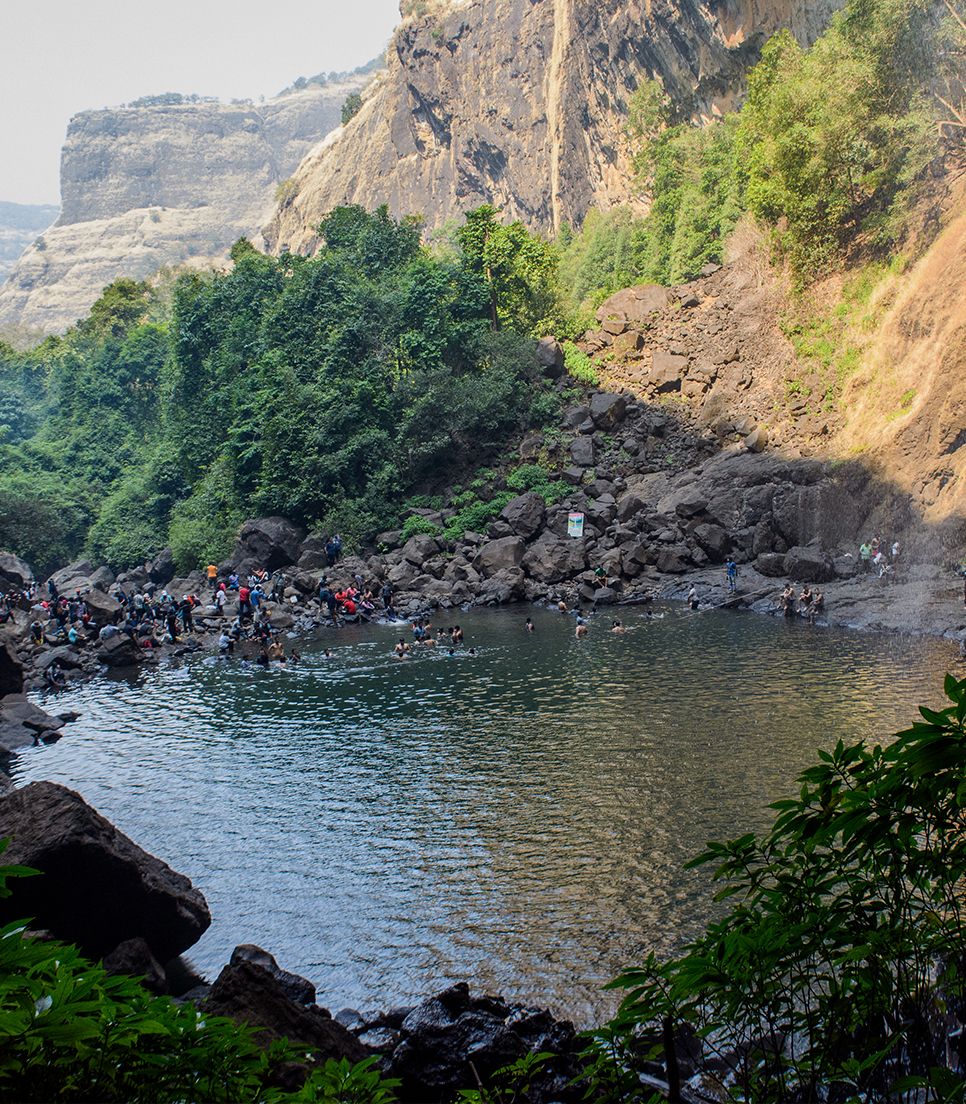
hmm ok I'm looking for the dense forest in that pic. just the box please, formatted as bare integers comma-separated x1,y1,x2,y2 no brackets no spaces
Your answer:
0,0,959,578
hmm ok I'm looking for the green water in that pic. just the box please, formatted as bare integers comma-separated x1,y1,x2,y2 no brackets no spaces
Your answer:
13,604,952,1023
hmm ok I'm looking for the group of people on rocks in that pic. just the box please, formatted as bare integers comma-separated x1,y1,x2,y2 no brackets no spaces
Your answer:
779,582,825,621
859,536,900,578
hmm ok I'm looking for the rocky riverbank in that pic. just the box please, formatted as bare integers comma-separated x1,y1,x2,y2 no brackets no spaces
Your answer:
0,779,586,1103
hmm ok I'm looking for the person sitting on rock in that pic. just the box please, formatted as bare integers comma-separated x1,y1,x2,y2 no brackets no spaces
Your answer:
67,622,87,646
29,620,45,645
45,660,67,689
218,630,234,656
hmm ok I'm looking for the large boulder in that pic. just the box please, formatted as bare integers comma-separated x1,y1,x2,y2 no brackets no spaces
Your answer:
784,545,835,582
204,959,367,1063
500,493,546,540
83,588,123,626
0,781,211,961
589,392,626,429
95,634,142,668
535,336,564,377
596,284,670,325
569,436,595,467
401,534,441,566
475,537,526,578
522,534,588,583
147,548,176,586
754,552,787,577
0,644,23,697
233,518,305,572
49,560,95,593
692,523,731,561
0,551,34,587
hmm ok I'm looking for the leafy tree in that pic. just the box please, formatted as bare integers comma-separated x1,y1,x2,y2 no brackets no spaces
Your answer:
600,673,966,1102
341,91,363,125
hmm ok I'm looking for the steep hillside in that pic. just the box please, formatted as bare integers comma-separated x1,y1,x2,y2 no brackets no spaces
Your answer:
584,177,966,529
0,79,372,335
266,0,841,255
0,202,58,285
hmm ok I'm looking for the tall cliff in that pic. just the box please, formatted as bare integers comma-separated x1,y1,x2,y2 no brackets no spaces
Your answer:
266,0,841,256
0,79,371,335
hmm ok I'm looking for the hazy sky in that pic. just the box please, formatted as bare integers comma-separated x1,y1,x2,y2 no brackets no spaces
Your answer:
1,0,400,206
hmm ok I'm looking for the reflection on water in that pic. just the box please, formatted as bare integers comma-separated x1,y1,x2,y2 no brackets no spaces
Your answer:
12,605,951,1023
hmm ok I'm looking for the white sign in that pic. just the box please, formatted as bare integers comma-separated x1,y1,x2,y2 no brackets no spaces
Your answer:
567,512,585,538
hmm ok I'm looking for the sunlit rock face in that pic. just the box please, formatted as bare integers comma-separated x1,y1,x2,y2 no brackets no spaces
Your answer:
0,79,370,335
265,0,841,255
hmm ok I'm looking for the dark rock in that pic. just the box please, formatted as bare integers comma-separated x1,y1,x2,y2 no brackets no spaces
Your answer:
475,537,526,577
534,336,564,377
500,493,546,540
83,588,123,626
784,545,835,582
334,1008,365,1032
103,936,167,994
49,559,95,592
754,552,788,577
95,634,142,668
562,466,585,485
205,959,367,1063
569,436,595,467
562,406,589,429
233,517,305,572
522,534,588,583
0,696,66,755
0,781,210,961
402,534,441,566
0,644,23,697
610,330,644,357
147,548,176,585
230,944,316,1005
692,523,730,560
616,492,646,523
592,586,619,605
589,392,627,429
0,551,35,587
670,487,708,518
656,549,689,574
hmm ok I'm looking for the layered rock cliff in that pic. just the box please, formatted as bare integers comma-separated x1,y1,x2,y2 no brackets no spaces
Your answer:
266,0,841,255
0,79,372,335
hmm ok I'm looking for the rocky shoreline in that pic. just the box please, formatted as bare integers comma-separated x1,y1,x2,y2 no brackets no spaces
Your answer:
0,779,586,1103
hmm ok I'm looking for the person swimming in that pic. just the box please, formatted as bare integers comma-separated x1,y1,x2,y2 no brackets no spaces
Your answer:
611,619,625,633
525,617,535,633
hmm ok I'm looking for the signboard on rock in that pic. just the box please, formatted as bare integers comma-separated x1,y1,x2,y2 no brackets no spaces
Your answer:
567,512,585,538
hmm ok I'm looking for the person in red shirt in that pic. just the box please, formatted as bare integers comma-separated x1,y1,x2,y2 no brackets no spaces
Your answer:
238,585,252,619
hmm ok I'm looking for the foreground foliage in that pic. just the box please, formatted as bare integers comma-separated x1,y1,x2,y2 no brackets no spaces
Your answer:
0,849,399,1103
592,673,966,1102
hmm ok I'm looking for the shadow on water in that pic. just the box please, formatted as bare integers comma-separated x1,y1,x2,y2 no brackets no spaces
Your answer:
13,605,955,1024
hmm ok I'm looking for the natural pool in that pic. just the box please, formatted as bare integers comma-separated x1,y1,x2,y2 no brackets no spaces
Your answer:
12,605,953,1024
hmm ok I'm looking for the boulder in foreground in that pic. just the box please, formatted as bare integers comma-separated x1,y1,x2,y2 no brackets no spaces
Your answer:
0,781,210,962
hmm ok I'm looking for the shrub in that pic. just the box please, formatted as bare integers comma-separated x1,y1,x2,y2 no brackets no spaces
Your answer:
400,514,443,541
442,492,515,540
562,341,599,386
602,673,966,1102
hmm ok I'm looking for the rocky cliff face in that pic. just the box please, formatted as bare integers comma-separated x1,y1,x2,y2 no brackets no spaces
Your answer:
266,0,841,255
0,80,371,335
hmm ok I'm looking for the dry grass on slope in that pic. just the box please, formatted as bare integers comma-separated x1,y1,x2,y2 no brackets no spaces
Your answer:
836,177,966,523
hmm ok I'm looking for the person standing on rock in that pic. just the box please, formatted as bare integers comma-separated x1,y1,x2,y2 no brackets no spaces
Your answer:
206,563,219,591
381,581,394,610
859,541,872,573
238,584,252,621
725,559,739,594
